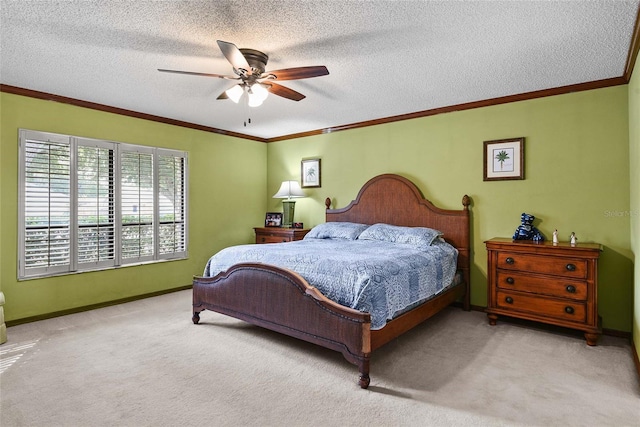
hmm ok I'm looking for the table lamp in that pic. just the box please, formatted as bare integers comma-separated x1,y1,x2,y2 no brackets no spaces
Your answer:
273,181,305,227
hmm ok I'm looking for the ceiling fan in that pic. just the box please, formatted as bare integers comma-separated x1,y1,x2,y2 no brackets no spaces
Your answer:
158,40,329,108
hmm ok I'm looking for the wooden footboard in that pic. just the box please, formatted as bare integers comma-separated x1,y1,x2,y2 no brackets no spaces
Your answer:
193,262,466,388
192,263,374,387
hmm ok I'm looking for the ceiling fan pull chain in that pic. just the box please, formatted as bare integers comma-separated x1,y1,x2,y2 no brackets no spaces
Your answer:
243,94,251,126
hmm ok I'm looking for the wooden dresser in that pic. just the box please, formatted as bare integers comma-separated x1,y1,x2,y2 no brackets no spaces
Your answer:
254,227,310,244
485,237,602,345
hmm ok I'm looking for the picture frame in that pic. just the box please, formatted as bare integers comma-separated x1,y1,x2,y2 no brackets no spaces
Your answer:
483,137,525,181
265,212,283,227
301,158,321,188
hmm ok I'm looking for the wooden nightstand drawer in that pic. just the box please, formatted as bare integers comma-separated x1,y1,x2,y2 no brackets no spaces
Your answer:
254,227,310,244
259,234,292,243
496,290,587,324
496,271,588,301
498,252,588,279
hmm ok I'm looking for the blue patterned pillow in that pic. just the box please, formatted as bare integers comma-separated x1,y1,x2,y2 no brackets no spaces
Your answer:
357,223,443,247
304,222,370,240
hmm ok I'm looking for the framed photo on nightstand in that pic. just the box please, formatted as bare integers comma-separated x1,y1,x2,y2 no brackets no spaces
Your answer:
265,212,283,227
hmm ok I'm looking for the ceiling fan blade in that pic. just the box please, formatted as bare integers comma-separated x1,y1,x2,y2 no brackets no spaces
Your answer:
265,82,306,101
157,68,238,80
216,91,229,100
217,40,252,75
261,66,329,81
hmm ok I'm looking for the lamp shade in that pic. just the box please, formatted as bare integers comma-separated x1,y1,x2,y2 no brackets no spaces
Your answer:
273,181,306,199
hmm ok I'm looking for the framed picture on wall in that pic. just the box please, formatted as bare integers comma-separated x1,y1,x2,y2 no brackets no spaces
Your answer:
301,158,321,188
265,212,283,227
483,137,525,181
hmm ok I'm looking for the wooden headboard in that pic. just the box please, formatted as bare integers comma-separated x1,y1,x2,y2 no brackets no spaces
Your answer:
324,174,471,296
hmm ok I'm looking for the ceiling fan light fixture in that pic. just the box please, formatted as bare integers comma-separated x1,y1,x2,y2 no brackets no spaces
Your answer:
247,93,264,108
248,83,268,107
226,84,244,103
252,83,269,100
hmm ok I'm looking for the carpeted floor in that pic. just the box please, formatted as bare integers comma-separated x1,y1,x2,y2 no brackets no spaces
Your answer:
1,289,638,426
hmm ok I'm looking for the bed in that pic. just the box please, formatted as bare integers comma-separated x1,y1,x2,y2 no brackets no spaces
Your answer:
192,174,471,388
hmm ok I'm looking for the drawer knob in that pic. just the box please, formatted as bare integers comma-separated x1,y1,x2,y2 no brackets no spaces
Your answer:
506,277,514,285
282,239,287,242
565,285,576,293
565,306,575,314
505,257,515,265
505,296,513,304
261,237,266,242
566,263,576,271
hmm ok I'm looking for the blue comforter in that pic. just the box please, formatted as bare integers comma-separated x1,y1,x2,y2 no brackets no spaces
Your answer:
203,238,458,330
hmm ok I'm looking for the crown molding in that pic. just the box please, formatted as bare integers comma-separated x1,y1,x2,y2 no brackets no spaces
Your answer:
267,76,627,142
624,4,640,82
0,84,268,143
0,72,631,144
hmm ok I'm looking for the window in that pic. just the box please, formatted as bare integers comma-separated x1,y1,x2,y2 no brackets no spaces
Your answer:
18,129,188,279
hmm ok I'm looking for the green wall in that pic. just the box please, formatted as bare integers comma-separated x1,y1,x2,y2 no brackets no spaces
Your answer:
267,86,633,332
629,66,640,355
0,93,267,322
1,84,635,335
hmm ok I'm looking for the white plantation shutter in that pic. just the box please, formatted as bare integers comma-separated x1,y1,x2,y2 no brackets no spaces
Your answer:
120,148,155,263
76,141,115,268
20,131,71,277
19,129,188,280
157,152,187,258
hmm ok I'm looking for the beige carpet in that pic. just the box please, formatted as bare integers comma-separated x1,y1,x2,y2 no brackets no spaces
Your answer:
1,290,638,426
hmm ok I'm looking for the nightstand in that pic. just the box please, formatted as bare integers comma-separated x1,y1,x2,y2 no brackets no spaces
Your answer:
254,227,310,244
485,237,602,345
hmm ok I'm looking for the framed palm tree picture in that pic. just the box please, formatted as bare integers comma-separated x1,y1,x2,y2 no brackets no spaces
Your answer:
483,137,525,181
301,158,321,188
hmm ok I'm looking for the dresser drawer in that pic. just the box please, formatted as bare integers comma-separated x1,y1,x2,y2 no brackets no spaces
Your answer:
496,271,587,301
498,252,588,279
496,290,586,324
258,234,291,244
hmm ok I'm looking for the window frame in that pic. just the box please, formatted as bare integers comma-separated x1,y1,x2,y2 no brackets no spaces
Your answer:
18,129,189,280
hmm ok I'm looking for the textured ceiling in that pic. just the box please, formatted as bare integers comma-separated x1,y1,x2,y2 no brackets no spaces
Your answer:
1,1,639,140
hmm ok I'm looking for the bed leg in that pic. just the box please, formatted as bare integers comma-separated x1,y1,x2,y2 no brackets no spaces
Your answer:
192,311,201,324
358,358,370,389
359,373,370,389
